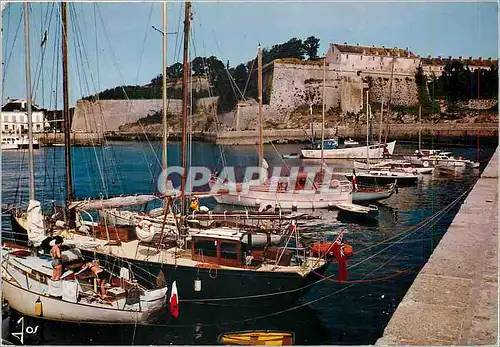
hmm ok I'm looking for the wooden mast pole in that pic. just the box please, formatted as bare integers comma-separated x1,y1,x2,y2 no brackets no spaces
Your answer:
321,55,326,169
162,2,168,170
257,44,263,169
23,3,35,200
180,0,191,217
61,2,73,209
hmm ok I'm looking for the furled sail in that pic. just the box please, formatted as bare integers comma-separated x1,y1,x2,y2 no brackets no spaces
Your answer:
69,195,160,211
27,200,46,246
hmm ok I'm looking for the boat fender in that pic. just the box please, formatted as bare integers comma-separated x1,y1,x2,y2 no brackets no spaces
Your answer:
422,160,429,167
291,201,298,212
254,199,261,206
35,297,43,317
194,279,202,292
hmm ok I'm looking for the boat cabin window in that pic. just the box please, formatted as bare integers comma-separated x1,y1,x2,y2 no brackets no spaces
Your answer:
221,242,238,260
193,239,217,258
192,236,242,266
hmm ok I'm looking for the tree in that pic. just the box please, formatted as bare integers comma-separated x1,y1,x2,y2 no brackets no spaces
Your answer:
191,57,206,76
166,62,183,79
233,64,248,92
303,36,320,60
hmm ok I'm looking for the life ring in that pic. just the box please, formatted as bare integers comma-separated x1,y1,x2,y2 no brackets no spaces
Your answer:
135,220,155,242
422,160,429,167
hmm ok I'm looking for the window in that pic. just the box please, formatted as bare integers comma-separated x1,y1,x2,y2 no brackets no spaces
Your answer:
221,242,238,260
194,239,217,258
4,125,8,130
20,125,24,131
36,124,41,130
13,116,16,123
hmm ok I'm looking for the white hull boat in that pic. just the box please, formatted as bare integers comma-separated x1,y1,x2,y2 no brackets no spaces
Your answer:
1,135,40,150
210,174,353,210
1,247,169,325
353,160,434,174
301,141,396,159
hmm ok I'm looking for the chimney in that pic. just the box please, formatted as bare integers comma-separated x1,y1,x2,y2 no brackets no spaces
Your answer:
478,57,482,61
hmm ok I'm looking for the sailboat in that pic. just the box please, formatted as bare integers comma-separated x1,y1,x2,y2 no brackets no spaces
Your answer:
2,3,168,325
7,2,351,313
211,50,353,210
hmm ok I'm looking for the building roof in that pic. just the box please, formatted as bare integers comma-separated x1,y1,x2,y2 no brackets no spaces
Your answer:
421,56,498,68
332,43,417,58
1,99,41,112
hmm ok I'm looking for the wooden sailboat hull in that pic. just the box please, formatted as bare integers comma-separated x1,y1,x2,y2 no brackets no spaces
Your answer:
301,141,396,159
79,248,330,308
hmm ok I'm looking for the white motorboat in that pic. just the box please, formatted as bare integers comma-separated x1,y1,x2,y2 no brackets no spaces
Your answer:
301,140,396,159
1,246,169,324
1,135,40,150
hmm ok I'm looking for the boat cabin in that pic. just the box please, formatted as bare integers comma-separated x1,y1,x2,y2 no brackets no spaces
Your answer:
190,228,249,267
189,228,294,267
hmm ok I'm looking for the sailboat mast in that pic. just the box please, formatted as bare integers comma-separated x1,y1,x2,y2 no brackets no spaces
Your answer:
366,90,369,164
320,56,326,165
23,2,35,200
61,2,72,206
162,2,168,170
379,96,383,146
418,104,422,152
180,0,191,216
257,44,263,168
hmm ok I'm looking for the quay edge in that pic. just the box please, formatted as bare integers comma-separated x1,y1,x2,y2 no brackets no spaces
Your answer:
376,147,498,345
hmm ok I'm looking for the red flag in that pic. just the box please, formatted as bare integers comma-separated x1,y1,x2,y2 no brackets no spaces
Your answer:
170,281,179,318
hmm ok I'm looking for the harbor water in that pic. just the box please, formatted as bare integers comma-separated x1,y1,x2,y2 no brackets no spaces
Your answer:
1,141,496,345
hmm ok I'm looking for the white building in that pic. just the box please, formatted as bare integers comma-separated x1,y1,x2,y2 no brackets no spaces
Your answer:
326,42,420,76
1,98,49,134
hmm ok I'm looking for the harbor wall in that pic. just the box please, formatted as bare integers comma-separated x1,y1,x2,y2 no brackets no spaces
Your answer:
215,123,499,145
35,123,498,146
376,147,498,345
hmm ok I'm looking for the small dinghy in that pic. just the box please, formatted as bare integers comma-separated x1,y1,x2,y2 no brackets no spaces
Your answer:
335,203,379,218
218,330,295,345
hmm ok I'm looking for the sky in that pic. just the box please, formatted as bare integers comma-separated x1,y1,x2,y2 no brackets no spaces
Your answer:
1,1,498,108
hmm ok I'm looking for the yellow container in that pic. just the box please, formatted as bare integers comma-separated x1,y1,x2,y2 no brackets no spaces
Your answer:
35,298,43,317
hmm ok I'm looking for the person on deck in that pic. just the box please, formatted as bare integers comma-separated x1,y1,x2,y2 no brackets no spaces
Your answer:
189,197,200,212
50,238,63,280
76,260,107,298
